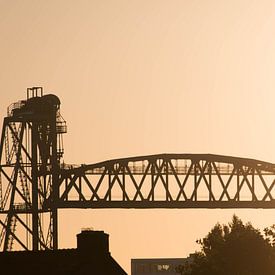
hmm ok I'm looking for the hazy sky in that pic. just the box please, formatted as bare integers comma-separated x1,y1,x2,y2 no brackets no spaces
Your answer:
1,0,275,272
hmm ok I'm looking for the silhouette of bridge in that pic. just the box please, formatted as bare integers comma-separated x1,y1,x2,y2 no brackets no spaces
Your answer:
57,153,275,209
1,88,275,252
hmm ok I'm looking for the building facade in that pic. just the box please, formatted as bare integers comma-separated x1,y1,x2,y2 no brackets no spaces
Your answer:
131,257,193,275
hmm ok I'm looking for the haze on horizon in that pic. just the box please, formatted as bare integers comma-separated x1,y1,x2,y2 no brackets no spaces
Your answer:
1,0,275,273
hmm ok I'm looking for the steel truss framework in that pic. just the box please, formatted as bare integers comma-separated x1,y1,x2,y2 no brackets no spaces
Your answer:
57,154,275,209
0,88,66,252
1,90,275,252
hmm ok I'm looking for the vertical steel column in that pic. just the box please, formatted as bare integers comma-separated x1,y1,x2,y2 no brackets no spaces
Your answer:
31,122,39,251
50,115,59,250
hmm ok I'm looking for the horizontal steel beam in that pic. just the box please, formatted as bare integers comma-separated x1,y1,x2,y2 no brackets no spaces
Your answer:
57,200,275,209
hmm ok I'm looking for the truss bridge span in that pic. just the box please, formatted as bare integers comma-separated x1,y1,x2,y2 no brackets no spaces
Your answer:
57,153,275,209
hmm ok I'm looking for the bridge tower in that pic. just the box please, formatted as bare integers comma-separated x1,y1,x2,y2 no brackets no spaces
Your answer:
0,87,67,251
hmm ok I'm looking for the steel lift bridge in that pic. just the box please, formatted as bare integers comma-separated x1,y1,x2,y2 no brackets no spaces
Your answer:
1,87,275,252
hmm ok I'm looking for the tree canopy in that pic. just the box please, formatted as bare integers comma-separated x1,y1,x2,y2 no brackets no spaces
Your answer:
178,215,275,275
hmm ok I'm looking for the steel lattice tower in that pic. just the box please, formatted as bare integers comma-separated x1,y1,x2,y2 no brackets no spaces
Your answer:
0,87,66,251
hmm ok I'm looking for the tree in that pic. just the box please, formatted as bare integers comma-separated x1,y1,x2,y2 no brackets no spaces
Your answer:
178,215,275,275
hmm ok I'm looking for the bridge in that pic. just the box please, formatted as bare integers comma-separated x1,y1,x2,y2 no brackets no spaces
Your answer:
57,153,275,209
1,87,275,252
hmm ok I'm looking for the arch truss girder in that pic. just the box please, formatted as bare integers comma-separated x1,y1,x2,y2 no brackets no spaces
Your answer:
57,154,275,209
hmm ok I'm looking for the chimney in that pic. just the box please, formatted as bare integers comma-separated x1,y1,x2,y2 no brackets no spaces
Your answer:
77,229,109,255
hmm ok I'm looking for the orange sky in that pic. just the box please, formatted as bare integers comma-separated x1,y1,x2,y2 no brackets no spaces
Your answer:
1,1,275,272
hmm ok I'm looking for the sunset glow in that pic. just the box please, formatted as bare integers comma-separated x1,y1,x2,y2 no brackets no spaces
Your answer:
1,1,275,272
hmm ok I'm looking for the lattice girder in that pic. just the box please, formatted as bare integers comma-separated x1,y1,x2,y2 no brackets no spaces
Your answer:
57,154,275,209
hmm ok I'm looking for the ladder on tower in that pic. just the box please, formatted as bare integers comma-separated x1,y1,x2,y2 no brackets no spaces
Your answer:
9,122,31,207
0,215,17,251
7,215,17,251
